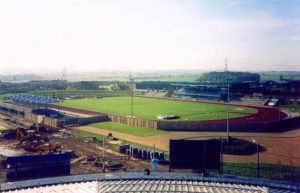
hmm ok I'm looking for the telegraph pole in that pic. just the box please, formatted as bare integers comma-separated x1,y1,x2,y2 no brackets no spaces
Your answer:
225,58,230,143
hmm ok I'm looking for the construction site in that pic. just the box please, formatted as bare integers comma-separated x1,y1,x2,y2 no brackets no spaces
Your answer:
0,115,169,182
0,95,168,182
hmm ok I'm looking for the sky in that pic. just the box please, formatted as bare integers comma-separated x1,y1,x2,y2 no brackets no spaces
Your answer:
0,0,299,74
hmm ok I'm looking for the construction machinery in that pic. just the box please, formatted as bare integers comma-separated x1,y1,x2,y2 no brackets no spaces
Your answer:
14,124,61,154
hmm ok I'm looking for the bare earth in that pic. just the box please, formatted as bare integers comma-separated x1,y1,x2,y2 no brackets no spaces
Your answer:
77,126,300,166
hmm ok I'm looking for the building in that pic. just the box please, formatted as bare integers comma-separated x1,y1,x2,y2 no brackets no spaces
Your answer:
263,80,300,97
0,95,108,128
1,173,299,193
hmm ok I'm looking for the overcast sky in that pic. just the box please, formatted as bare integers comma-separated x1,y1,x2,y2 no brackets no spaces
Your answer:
0,0,299,74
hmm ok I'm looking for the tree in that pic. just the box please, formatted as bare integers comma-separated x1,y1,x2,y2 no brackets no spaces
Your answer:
197,71,260,83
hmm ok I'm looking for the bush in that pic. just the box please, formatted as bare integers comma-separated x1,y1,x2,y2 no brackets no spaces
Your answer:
222,137,265,155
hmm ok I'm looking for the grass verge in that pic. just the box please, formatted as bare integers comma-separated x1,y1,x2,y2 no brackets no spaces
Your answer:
223,162,300,181
90,121,166,137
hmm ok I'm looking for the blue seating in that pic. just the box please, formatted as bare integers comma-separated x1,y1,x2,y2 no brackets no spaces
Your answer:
6,95,57,106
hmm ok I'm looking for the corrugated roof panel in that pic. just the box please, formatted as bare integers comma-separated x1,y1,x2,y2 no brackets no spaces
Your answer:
3,179,295,193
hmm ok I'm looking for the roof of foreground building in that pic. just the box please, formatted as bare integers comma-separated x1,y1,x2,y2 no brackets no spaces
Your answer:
1,173,299,193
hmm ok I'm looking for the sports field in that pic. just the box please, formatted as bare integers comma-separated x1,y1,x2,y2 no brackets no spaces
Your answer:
61,96,257,121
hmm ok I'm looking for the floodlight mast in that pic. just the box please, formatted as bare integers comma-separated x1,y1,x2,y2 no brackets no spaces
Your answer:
225,58,230,143
129,75,134,118
62,66,67,80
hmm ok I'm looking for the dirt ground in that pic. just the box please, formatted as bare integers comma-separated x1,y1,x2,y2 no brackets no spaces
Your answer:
77,126,300,167
52,135,168,175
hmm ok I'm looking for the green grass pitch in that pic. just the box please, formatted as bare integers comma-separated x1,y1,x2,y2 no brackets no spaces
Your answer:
91,122,166,136
60,96,257,121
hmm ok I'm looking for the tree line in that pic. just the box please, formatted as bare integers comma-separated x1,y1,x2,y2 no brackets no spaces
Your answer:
197,71,260,83
0,80,131,94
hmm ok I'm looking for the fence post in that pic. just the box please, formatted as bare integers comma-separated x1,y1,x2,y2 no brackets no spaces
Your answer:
290,160,294,181
219,136,223,175
277,160,281,179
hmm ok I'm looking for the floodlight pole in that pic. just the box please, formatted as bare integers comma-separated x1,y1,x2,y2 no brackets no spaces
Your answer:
252,139,260,178
257,142,260,178
130,76,134,118
57,98,60,114
225,58,230,143
102,138,105,173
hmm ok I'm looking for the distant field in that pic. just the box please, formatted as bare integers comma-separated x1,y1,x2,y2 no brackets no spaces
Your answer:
260,74,300,82
0,90,130,100
61,96,257,121
67,75,199,82
91,121,166,137
0,94,9,102
134,75,199,82
28,90,130,97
